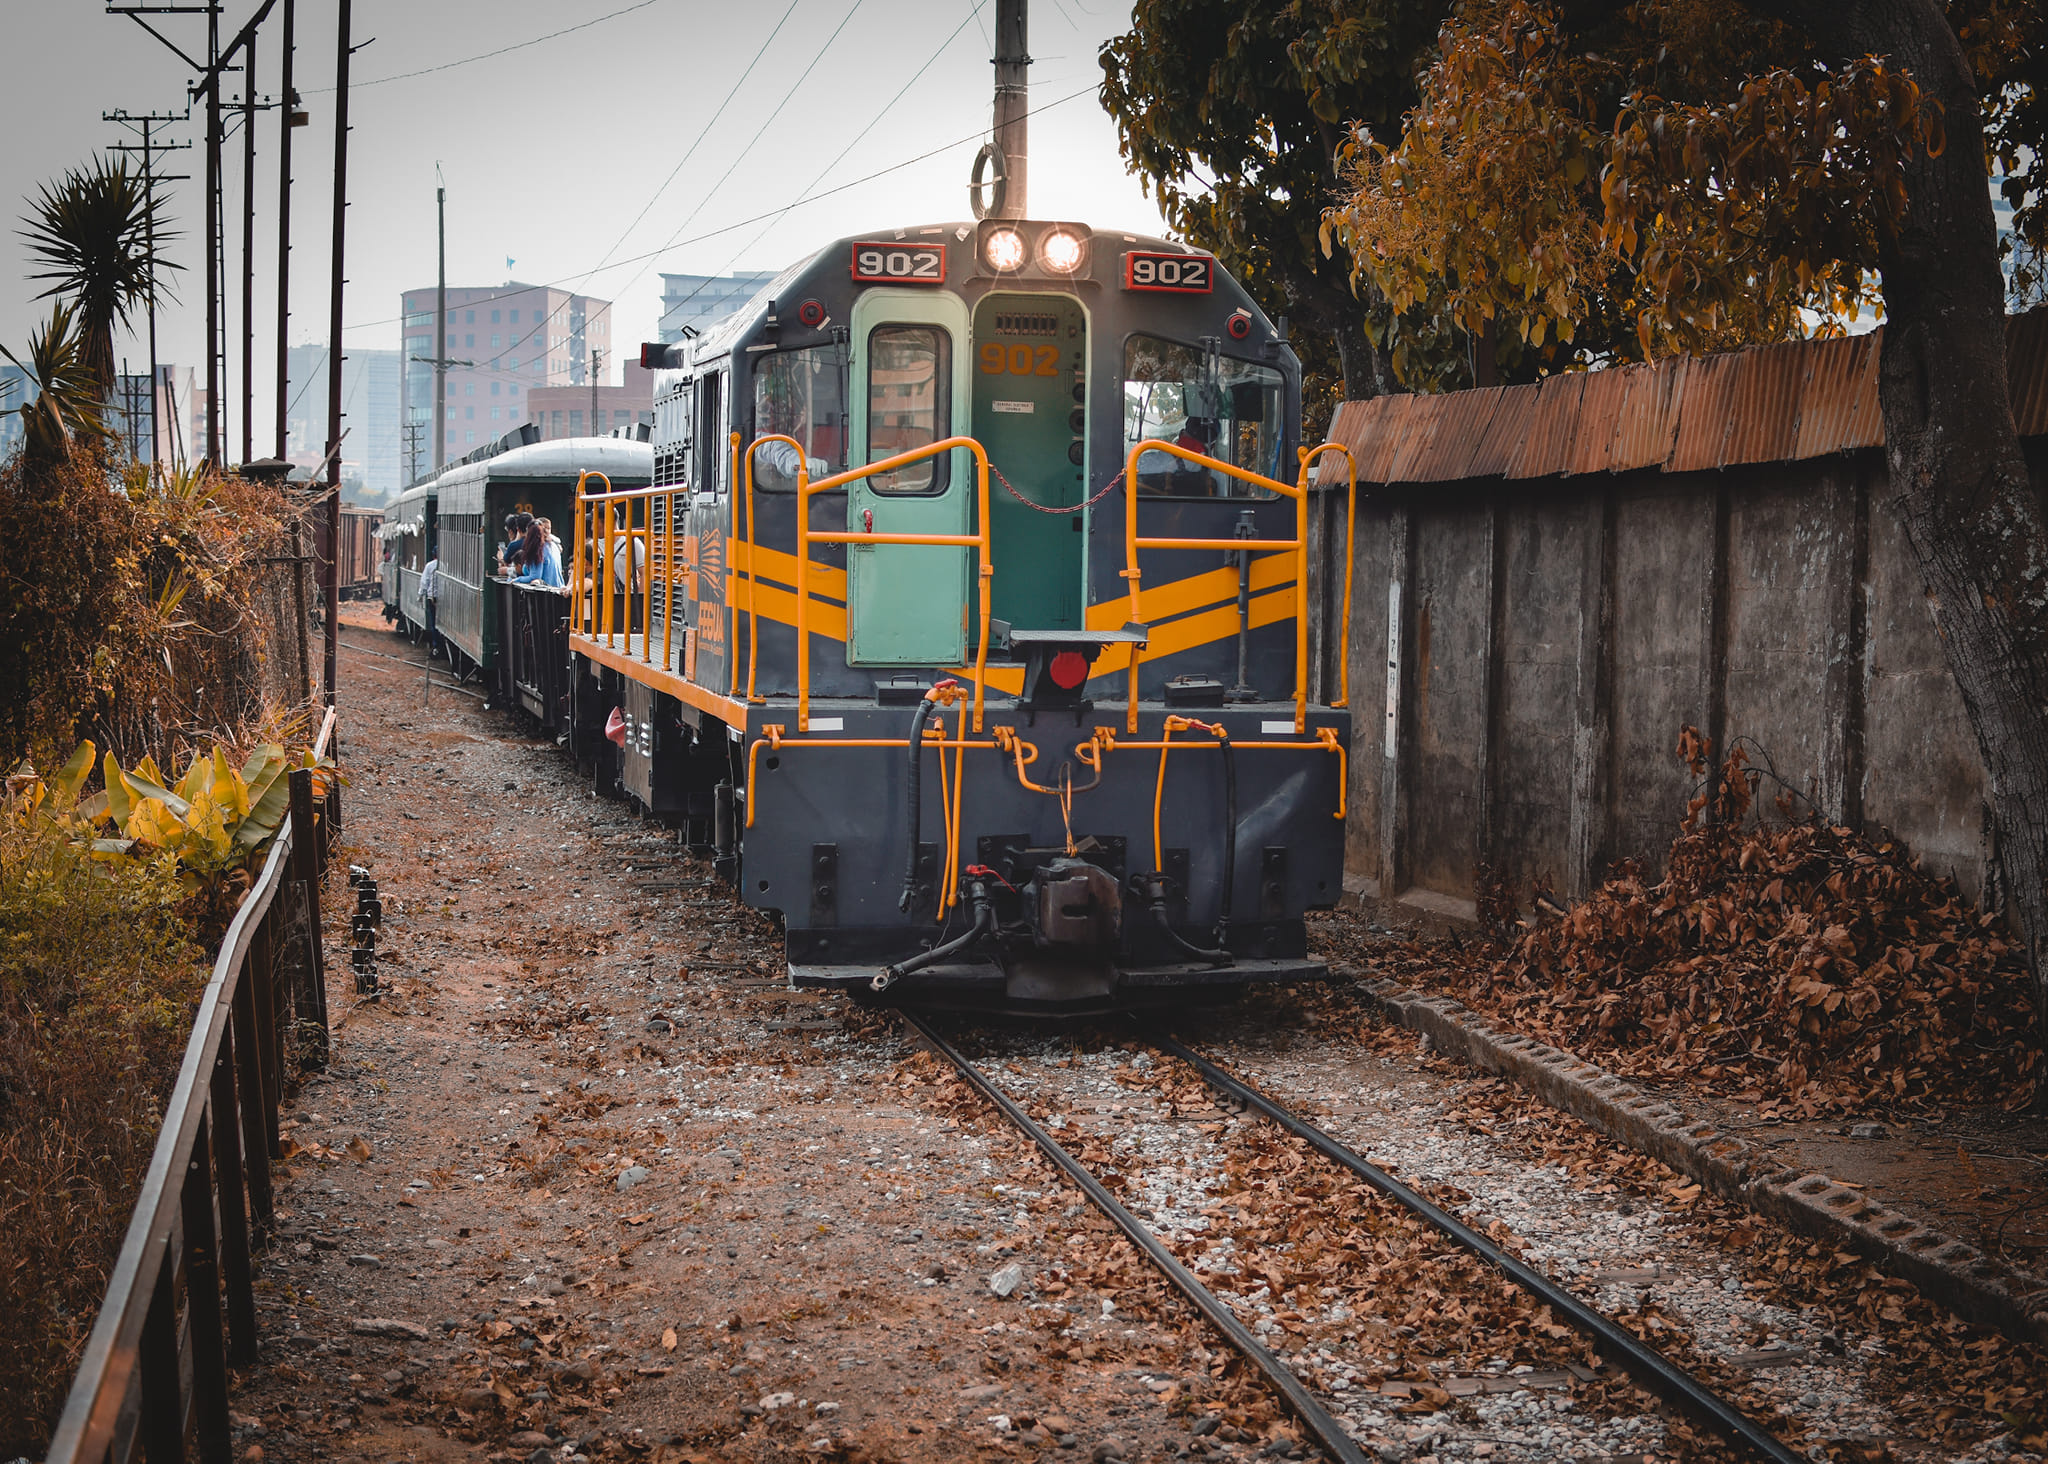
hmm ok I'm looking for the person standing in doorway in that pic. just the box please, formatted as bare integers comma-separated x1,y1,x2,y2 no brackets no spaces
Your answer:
420,552,442,659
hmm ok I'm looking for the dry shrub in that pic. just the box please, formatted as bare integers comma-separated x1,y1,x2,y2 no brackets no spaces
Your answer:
0,448,306,775
1388,731,2041,1115
0,809,204,1456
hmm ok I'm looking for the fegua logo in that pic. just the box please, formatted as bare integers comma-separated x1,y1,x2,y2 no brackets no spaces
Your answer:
695,530,726,651
697,530,724,602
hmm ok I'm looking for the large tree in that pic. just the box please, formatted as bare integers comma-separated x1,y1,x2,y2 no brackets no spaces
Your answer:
1329,0,2048,1040
1098,0,1450,411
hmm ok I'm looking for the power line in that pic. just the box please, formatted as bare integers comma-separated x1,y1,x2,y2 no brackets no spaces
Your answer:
646,0,992,321
303,1,664,94
337,83,1097,338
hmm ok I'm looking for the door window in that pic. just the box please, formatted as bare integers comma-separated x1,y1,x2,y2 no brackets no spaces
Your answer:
865,325,951,494
1122,335,1286,497
697,371,725,494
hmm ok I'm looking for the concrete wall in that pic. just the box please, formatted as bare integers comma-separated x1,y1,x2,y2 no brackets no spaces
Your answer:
1334,444,2036,916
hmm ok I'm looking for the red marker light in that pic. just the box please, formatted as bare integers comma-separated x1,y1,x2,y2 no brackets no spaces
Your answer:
1049,650,1089,689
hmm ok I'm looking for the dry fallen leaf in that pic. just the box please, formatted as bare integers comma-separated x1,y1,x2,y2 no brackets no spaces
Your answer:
661,1327,677,1352
345,1135,372,1162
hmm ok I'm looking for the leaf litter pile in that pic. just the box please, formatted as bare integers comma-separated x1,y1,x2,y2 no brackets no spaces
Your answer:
1329,732,2041,1116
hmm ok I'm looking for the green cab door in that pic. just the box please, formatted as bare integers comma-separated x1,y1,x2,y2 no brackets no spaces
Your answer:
846,291,973,667
973,293,1089,630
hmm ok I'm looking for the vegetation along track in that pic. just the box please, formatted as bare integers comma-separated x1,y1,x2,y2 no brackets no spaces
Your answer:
903,1012,1806,1464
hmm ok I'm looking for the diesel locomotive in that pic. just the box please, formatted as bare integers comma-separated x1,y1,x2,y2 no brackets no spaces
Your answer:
557,217,1357,1011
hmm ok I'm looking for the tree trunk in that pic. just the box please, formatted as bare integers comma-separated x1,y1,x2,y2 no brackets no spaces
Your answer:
1775,0,2048,1042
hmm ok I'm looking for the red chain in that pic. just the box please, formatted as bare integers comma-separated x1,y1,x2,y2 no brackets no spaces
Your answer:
988,461,1127,517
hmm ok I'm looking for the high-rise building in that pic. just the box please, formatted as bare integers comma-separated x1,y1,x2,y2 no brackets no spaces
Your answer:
285,344,402,499
658,272,775,342
400,282,613,474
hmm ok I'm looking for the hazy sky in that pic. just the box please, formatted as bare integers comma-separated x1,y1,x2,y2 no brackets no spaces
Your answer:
2,0,1171,449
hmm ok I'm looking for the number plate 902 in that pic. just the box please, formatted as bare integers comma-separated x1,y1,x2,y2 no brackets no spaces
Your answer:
850,242,946,284
1123,251,1213,294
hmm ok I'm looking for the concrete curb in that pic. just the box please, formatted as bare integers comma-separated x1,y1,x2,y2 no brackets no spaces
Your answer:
1347,973,2048,1349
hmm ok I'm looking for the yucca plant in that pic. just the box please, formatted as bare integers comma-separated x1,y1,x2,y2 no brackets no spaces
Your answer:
19,155,179,407
0,301,109,469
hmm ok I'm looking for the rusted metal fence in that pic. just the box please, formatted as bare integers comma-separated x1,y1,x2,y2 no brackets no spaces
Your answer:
42,710,340,1464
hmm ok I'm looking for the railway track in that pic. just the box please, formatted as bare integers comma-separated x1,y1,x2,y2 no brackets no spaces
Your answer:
903,1011,1806,1464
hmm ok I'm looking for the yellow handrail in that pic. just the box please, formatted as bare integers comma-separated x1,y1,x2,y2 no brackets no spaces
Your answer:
570,471,614,638
799,436,995,733
1122,439,1309,734
1299,443,1358,707
739,433,808,704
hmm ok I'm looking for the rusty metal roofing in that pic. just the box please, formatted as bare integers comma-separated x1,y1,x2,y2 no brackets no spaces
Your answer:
1565,366,1627,476
1722,341,1808,467
1609,359,1682,472
1467,383,1539,479
1507,372,1587,479
1320,307,2047,485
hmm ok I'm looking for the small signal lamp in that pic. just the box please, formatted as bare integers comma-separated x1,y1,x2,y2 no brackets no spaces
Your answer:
1226,309,1253,340
983,227,1027,272
797,299,827,327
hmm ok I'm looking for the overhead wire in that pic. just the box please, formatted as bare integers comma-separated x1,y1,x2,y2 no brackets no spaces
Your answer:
337,82,1098,340
303,1,665,93
633,0,992,321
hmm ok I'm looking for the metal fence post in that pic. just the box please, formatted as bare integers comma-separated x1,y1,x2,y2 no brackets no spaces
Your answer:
287,768,330,1067
181,1111,233,1463
137,1244,182,1463
208,1032,258,1365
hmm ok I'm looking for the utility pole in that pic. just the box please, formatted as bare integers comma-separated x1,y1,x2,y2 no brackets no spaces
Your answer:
434,177,447,470
993,0,1029,219
590,347,601,438
240,24,257,465
104,110,189,472
401,419,424,483
205,3,221,463
323,0,351,706
274,0,297,460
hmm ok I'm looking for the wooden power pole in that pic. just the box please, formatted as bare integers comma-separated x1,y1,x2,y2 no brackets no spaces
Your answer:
323,0,351,706
993,0,1028,219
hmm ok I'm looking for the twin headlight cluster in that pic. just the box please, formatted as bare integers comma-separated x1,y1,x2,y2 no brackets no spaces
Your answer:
977,219,1090,277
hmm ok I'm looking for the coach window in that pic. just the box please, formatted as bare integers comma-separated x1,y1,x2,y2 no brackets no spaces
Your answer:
1123,335,1285,498
752,342,848,490
865,325,950,494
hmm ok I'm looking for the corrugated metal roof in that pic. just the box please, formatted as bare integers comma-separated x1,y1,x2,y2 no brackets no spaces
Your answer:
1791,332,1881,460
1468,383,1539,478
1609,359,1682,472
1507,372,1586,478
1412,386,1503,480
1565,366,1627,476
2008,309,2048,439
1323,307,2045,485
1721,342,1807,467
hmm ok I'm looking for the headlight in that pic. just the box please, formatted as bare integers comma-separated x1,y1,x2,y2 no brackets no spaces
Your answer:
983,227,1026,272
1038,228,1086,274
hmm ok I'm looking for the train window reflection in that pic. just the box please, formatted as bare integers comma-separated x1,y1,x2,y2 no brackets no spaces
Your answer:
751,343,848,490
866,325,951,494
1123,335,1285,498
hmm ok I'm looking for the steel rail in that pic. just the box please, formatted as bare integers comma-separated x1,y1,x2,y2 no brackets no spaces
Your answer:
900,1012,1373,1464
1152,1036,1806,1464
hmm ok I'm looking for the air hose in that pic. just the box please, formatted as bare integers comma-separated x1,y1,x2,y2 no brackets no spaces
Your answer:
874,874,995,992
1132,873,1234,966
897,682,957,913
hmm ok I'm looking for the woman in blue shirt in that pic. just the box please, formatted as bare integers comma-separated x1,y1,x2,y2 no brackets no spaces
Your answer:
515,520,564,588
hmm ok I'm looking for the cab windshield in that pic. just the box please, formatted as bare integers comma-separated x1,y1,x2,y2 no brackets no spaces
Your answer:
1122,335,1287,497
